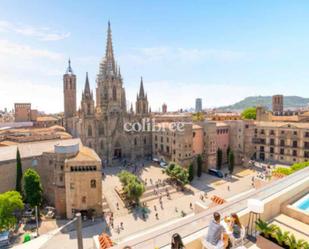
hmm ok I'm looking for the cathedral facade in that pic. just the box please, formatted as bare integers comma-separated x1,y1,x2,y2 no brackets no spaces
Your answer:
63,22,152,165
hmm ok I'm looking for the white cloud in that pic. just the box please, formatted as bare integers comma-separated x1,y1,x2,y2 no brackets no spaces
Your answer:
0,77,62,114
0,39,63,60
120,46,248,64
0,20,70,41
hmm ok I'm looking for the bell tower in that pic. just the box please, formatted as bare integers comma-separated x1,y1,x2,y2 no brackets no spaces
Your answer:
135,77,149,116
63,59,76,119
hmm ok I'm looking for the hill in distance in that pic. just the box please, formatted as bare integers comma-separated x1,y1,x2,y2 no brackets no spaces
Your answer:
218,96,309,111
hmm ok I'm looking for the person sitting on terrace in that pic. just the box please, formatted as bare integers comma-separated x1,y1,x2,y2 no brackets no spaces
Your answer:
171,233,185,249
206,212,228,249
229,213,242,239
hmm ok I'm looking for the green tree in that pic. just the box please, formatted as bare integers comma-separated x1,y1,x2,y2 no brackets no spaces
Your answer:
226,146,231,159
0,191,24,232
241,107,256,120
228,150,235,174
164,163,189,186
124,180,145,203
117,170,145,203
188,163,194,182
216,148,223,170
23,169,43,207
197,155,203,177
15,148,23,193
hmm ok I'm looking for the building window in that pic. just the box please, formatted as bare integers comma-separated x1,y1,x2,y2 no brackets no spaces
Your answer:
87,103,91,115
193,132,196,138
166,146,170,153
305,151,309,158
280,148,284,155
82,196,86,204
281,130,285,135
270,147,274,153
270,130,275,135
155,143,158,149
305,132,309,138
88,125,92,137
134,138,137,146
144,137,146,144
113,86,117,101
292,150,297,157
305,142,309,149
100,140,104,150
70,183,75,189
90,179,96,188
292,141,297,148
260,129,265,135
155,135,157,141
99,124,104,135
280,140,285,147
270,138,275,146
293,131,297,135
59,175,63,182
161,137,163,143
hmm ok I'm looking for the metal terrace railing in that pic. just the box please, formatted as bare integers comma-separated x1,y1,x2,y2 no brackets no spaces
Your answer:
112,167,309,249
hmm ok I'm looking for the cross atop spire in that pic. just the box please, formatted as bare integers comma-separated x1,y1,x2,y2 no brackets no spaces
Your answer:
139,77,145,98
66,58,74,74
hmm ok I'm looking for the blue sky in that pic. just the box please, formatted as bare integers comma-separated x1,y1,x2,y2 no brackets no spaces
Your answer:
1,0,309,113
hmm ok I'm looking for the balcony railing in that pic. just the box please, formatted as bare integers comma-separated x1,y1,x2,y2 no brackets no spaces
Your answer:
111,167,309,249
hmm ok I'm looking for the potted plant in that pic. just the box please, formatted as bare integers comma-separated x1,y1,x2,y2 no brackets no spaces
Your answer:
255,219,309,249
256,219,282,249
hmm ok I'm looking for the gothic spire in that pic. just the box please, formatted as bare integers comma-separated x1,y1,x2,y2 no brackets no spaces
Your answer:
66,58,74,74
84,72,90,94
130,103,134,113
104,21,115,74
139,77,145,98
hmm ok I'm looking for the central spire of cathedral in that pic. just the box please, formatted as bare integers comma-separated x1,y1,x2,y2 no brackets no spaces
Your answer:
139,77,145,98
104,21,116,76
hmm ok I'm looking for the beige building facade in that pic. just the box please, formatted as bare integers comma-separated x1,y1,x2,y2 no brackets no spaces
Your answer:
244,121,309,164
0,138,102,219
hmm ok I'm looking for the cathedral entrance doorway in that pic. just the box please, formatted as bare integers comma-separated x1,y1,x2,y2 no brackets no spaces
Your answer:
114,148,122,158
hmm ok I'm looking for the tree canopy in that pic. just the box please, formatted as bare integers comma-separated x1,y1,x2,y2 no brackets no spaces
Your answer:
16,148,23,193
188,163,194,182
23,169,43,207
0,191,24,232
241,107,256,120
164,163,189,186
216,148,223,170
117,170,145,203
196,155,203,177
228,150,235,174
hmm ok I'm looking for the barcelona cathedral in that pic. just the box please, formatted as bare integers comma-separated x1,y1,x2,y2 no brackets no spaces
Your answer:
63,22,152,165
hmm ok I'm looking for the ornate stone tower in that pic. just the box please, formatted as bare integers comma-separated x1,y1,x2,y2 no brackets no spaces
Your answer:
272,95,284,115
135,77,149,116
63,59,76,119
80,72,96,149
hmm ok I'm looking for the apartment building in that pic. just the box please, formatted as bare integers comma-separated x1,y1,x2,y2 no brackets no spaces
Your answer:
245,121,309,164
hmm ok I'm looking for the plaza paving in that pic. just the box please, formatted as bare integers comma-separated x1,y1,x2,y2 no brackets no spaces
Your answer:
101,162,258,242
40,162,259,249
